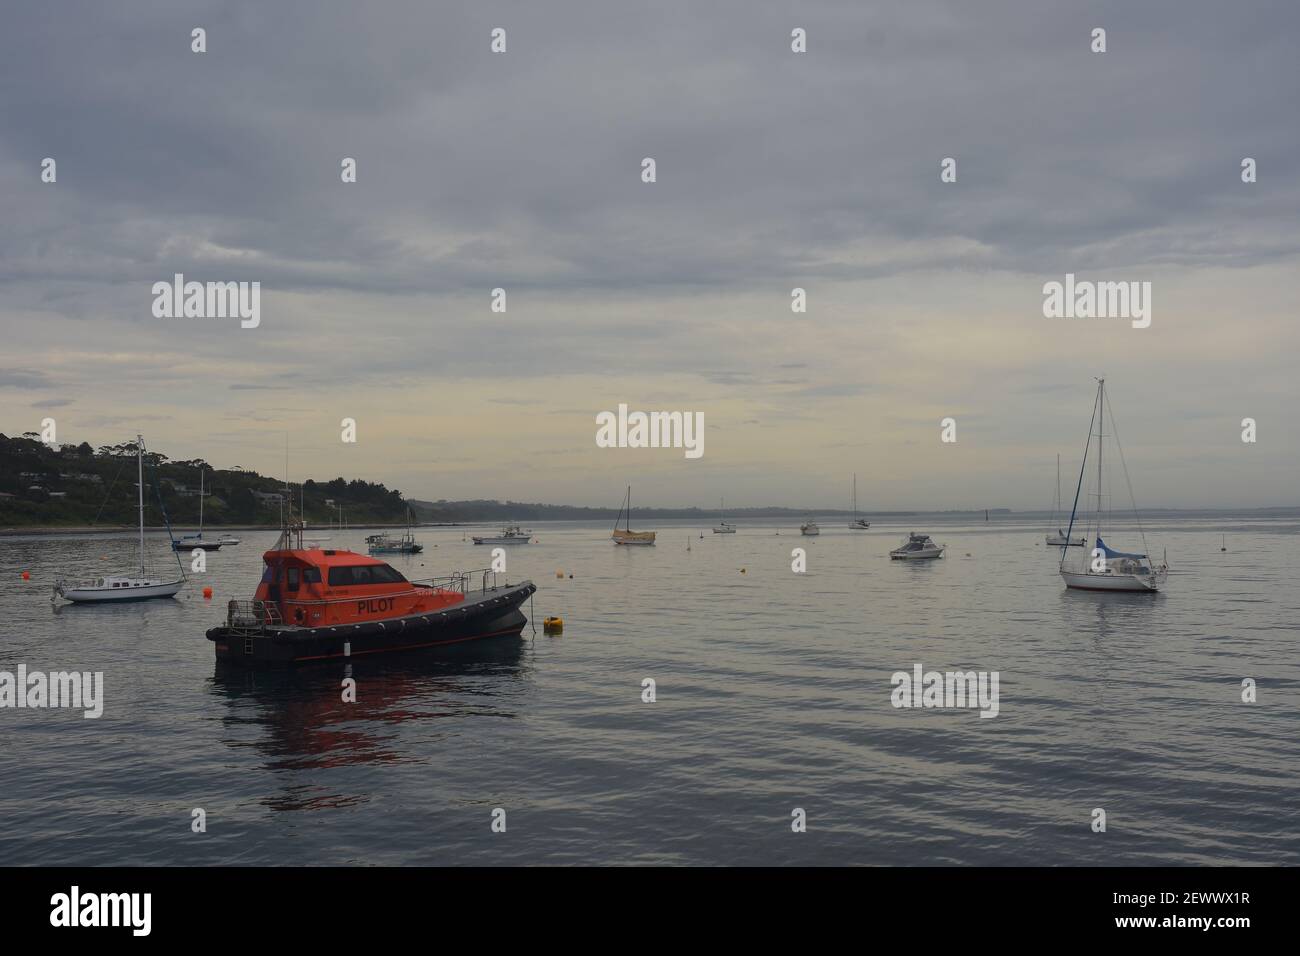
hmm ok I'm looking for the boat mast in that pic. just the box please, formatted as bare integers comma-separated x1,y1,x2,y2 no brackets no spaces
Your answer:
1096,379,1104,527
137,434,145,576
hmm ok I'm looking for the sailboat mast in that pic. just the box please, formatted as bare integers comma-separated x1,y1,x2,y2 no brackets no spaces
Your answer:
199,468,204,533
137,434,145,575
1096,380,1104,519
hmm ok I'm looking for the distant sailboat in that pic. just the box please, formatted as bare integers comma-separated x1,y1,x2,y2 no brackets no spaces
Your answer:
1046,453,1085,547
173,467,221,551
1058,379,1168,592
612,486,656,545
712,497,735,533
53,435,185,602
848,474,870,529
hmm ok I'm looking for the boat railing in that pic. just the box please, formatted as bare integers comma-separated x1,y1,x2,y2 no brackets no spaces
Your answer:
410,569,504,594
225,599,283,634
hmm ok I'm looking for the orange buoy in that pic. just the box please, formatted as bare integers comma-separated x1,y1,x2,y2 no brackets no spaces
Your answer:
21,571,31,580
202,586,213,599
556,569,564,578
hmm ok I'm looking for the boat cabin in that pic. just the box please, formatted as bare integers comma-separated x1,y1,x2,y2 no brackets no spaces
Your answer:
253,548,461,627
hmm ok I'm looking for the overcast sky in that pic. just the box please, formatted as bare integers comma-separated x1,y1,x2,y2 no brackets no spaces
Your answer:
2,0,1297,510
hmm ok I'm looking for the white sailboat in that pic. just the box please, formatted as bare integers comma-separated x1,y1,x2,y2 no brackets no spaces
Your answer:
53,435,185,603
1045,454,1085,546
848,474,870,529
712,497,735,533
1058,379,1168,592
172,467,221,551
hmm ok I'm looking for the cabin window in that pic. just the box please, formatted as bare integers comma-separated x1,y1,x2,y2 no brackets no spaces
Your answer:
286,568,300,592
303,567,321,584
327,564,407,586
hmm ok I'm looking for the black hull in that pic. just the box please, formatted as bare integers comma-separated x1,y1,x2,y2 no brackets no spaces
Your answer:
206,580,536,666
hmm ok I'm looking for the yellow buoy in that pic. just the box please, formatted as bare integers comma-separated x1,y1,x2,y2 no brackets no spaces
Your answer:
556,569,564,578
543,616,564,634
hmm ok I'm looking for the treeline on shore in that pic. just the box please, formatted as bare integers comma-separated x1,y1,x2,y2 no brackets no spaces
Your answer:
0,432,408,528
409,498,1012,521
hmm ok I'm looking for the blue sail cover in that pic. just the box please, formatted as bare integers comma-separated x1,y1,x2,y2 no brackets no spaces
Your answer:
1096,536,1146,559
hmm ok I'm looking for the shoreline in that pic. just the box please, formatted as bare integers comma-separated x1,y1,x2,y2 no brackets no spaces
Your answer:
0,522,467,537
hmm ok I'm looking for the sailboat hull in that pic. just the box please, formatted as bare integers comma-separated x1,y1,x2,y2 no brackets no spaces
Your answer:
1046,535,1085,547
56,579,184,603
1060,569,1165,592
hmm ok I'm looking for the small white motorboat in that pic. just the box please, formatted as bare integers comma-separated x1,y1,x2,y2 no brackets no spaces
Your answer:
890,533,944,560
1046,529,1085,547
472,524,532,545
800,520,820,536
217,534,241,546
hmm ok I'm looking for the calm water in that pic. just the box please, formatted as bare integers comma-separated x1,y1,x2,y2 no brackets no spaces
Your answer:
2,514,1298,865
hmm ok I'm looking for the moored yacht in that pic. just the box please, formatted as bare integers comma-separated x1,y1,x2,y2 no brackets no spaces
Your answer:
366,509,424,554
172,467,221,551
712,497,735,533
848,474,870,529
53,434,185,603
1058,379,1168,592
890,533,944,560
800,519,820,536
1045,454,1084,546
206,522,535,665
472,524,532,545
612,486,656,545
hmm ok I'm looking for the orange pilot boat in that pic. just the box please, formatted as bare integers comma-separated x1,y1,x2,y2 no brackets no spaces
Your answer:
207,522,536,666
